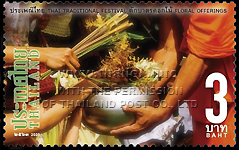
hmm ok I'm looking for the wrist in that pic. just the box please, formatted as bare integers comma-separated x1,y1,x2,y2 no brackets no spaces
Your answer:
25,45,42,63
37,47,47,64
155,104,173,123
69,119,81,128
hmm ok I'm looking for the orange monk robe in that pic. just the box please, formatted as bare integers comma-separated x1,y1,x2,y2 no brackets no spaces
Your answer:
176,2,235,146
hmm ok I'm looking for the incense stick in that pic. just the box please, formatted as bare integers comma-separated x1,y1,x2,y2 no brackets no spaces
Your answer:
72,13,123,51
83,13,129,44
74,21,133,55
40,13,132,80
73,14,127,54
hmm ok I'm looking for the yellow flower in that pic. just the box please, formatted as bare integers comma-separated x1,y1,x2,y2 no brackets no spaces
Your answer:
113,34,129,50
85,13,106,30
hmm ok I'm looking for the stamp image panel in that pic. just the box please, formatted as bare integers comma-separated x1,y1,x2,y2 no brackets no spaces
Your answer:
3,2,236,147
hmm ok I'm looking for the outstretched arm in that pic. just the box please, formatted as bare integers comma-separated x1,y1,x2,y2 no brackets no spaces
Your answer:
153,14,183,89
4,46,80,72
63,107,82,146
110,13,184,135
158,52,211,119
4,79,92,143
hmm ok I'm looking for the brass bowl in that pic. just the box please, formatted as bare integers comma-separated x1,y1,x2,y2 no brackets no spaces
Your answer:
82,86,160,135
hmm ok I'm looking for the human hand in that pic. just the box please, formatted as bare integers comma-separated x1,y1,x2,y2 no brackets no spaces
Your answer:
40,47,80,72
110,105,170,138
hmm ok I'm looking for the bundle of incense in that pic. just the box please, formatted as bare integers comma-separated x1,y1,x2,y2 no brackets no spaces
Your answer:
74,21,133,55
71,13,123,51
73,13,132,55
40,13,133,80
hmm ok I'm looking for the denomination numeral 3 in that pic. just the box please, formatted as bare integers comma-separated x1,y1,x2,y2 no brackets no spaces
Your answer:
205,73,227,124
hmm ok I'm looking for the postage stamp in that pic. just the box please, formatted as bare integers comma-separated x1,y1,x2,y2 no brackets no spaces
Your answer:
3,1,236,147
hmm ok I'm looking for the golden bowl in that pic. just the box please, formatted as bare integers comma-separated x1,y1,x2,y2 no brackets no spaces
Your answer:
82,86,160,135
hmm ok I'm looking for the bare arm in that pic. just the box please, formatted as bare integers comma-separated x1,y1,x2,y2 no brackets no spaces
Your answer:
63,107,82,146
153,14,183,89
152,12,211,121
158,52,211,119
110,52,211,136
110,14,184,135
4,80,92,143
4,46,80,72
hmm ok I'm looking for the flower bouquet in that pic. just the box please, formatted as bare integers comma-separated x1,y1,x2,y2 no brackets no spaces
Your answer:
79,29,163,135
